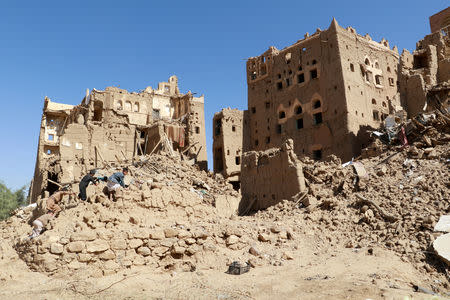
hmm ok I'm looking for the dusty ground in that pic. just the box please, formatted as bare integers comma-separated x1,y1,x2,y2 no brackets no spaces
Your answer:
0,233,443,300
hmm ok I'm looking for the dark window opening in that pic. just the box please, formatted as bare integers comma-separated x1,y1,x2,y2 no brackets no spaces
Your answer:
235,156,240,165
297,73,305,83
375,75,382,85
277,74,281,79
296,118,303,129
276,124,282,134
46,172,59,196
277,82,283,90
255,139,259,146
251,72,257,80
350,63,354,72
313,100,321,109
312,59,317,65
413,53,428,69
214,148,224,172
232,125,236,132
140,131,145,138
310,69,318,79
373,111,380,121
215,119,222,136
313,149,322,161
388,77,394,86
286,78,291,87
298,66,303,71
93,101,103,122
265,136,270,144
229,181,240,191
288,70,292,75
195,126,200,134
265,101,270,109
313,112,323,125
296,106,302,114
365,58,370,65
260,65,267,75
279,111,286,119
251,107,256,114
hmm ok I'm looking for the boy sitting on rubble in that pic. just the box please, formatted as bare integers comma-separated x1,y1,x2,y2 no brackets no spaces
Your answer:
106,167,129,200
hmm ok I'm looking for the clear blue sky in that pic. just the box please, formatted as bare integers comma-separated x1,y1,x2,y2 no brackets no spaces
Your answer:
0,0,447,191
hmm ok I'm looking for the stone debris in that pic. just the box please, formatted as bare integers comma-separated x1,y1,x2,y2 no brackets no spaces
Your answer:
434,215,450,232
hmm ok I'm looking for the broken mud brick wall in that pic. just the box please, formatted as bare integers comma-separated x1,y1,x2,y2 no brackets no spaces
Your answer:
30,76,208,202
239,139,306,213
244,18,402,163
429,6,450,34
399,17,450,118
212,108,249,187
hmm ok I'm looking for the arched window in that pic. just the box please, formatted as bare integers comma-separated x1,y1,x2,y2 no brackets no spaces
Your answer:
133,102,139,112
116,100,123,110
375,62,379,68
279,111,286,119
125,101,132,111
312,59,317,65
313,100,321,109
295,105,302,114
372,99,376,105
387,66,391,73
365,58,370,65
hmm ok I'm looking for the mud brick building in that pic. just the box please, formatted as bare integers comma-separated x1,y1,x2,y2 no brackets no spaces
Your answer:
30,76,207,201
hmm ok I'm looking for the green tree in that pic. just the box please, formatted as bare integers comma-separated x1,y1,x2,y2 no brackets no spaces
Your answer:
0,181,27,221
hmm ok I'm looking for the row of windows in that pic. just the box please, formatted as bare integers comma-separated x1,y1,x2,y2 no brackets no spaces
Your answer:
116,100,140,112
276,69,318,90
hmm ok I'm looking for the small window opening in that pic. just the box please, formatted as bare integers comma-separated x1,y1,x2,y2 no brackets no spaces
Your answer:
265,101,270,109
232,125,236,132
375,75,382,85
313,100,321,109
279,111,286,119
276,124,282,134
277,82,283,90
365,58,370,65
48,134,54,141
298,65,303,71
312,59,317,65
133,102,139,112
265,136,270,144
297,73,305,83
313,112,323,125
277,74,281,79
195,126,200,134
372,99,376,105
373,111,380,121
310,69,318,79
387,66,391,73
295,106,302,114
313,149,322,161
140,131,145,138
375,62,379,68
251,72,257,80
388,77,394,86
286,78,291,87
255,139,259,146
235,156,240,165
251,107,256,114
296,118,303,129
215,119,222,136
227,149,230,155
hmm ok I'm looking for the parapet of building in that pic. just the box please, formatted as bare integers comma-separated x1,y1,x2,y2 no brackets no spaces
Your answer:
429,7,450,34
212,108,249,186
30,76,207,201
239,139,306,213
245,18,401,162
400,15,450,117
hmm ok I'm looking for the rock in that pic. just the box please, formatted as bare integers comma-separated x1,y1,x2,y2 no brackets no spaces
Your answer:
249,246,260,256
270,226,281,233
177,230,192,239
152,247,169,257
99,249,116,260
110,239,127,250
133,256,145,266
77,253,91,262
128,239,144,249
67,241,84,253
103,260,119,271
137,246,151,256
50,243,63,254
171,246,186,255
302,195,318,207
86,239,109,253
433,233,450,266
282,251,294,260
186,245,199,255
185,238,196,245
70,231,97,242
258,233,270,242
149,230,165,240
133,229,149,239
164,228,179,238
434,215,450,232
226,235,239,245
67,261,83,270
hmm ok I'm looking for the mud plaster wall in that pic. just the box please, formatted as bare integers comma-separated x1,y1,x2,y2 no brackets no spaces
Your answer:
429,7,450,33
245,19,402,162
186,97,208,170
212,109,244,180
240,139,306,212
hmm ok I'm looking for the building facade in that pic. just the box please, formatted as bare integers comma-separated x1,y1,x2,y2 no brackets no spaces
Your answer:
30,76,207,201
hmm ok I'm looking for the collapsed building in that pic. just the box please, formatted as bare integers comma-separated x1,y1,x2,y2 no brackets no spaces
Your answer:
30,76,207,201
213,8,450,211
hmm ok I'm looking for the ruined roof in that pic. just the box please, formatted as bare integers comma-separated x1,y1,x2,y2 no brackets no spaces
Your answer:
45,99,74,111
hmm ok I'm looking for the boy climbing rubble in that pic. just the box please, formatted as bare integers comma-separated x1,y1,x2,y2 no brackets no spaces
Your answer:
107,167,129,200
78,170,107,201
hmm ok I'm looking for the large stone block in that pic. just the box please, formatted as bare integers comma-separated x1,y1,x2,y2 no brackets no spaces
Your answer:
67,241,84,253
86,239,109,253
70,231,97,242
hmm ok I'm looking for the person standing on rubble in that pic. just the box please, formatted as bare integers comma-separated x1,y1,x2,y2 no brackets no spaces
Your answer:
107,167,129,200
78,170,106,201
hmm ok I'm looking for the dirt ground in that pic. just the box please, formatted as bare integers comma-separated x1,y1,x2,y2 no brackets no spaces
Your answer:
0,231,445,300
